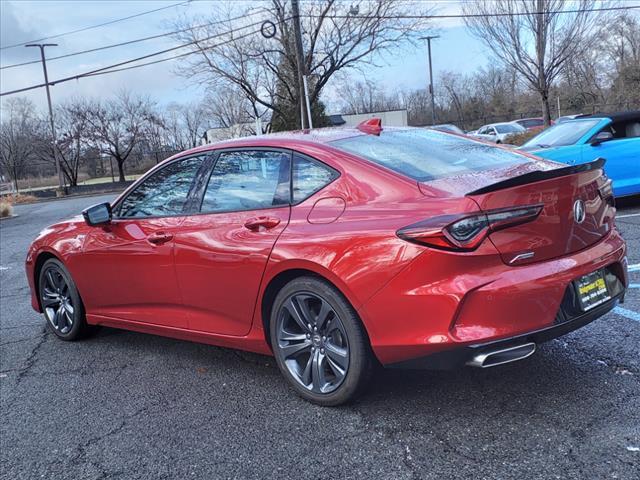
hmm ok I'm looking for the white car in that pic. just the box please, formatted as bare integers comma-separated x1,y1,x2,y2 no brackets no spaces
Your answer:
471,122,526,144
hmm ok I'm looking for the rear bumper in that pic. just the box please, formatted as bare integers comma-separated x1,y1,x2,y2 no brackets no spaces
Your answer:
389,290,624,369
359,228,628,365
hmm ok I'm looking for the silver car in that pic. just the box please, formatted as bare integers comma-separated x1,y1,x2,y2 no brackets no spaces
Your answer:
471,122,526,144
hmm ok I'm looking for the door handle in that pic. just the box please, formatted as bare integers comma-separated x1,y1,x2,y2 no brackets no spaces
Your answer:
244,216,281,231
147,231,173,245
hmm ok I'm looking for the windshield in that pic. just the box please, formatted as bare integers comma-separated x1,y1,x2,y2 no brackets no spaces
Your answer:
495,124,524,134
522,119,601,148
331,129,530,181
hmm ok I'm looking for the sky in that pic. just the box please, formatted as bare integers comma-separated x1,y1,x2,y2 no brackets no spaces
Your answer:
1,0,638,116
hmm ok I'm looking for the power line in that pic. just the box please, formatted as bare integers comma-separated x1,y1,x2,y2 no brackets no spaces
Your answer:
0,1,191,51
0,10,266,71
83,28,262,77
0,19,270,97
304,4,640,20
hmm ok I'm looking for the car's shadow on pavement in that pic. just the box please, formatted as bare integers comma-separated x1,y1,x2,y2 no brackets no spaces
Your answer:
88,325,613,417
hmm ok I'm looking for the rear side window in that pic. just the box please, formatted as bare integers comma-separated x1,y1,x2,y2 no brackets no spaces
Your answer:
117,156,204,218
332,129,529,181
292,153,339,203
520,119,542,128
201,150,290,213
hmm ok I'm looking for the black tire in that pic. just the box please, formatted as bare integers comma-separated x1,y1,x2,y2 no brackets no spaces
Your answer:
270,276,373,406
38,258,89,341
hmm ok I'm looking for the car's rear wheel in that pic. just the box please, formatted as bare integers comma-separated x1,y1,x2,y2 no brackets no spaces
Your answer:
38,258,88,341
270,276,373,406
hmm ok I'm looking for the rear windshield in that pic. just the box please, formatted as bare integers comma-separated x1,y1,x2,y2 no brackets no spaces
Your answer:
331,129,530,181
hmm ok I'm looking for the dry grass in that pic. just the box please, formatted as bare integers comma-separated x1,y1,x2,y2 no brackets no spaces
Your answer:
505,127,544,146
0,199,13,218
1,193,38,205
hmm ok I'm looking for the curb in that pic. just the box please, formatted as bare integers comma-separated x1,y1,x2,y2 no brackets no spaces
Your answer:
7,190,122,206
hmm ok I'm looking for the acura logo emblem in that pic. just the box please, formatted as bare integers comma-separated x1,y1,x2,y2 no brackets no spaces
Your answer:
573,199,586,224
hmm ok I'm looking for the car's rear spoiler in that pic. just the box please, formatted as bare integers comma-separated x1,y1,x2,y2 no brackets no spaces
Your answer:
466,158,606,196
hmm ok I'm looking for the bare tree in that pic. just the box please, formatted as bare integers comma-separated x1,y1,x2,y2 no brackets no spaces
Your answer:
174,0,432,130
74,91,154,182
606,11,640,106
202,85,258,130
336,78,404,115
32,99,92,187
169,102,209,149
0,98,39,192
463,0,604,125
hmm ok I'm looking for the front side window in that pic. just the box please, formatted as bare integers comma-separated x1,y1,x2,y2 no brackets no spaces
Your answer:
117,156,204,218
292,153,339,203
201,150,290,213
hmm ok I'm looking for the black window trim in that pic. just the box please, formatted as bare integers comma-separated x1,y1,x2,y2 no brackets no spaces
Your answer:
191,147,341,216
194,146,293,216
290,151,340,206
110,146,343,220
111,152,213,220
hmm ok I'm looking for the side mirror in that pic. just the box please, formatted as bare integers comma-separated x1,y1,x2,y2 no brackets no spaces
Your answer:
82,202,112,226
590,131,613,146
488,130,496,135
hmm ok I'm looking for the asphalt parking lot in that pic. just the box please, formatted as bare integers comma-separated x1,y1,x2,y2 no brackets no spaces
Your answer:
1,194,639,479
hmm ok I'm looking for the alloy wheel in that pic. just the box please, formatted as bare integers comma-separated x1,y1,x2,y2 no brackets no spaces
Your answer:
41,267,75,334
276,292,350,394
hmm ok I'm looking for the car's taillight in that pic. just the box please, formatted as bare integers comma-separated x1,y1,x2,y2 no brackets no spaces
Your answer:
397,205,543,251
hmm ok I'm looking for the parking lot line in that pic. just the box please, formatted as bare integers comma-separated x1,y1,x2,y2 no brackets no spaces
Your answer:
617,213,640,219
628,263,640,273
614,306,640,323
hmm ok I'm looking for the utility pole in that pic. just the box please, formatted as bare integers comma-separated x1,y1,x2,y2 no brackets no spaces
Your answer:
421,35,439,126
26,43,65,195
291,0,312,129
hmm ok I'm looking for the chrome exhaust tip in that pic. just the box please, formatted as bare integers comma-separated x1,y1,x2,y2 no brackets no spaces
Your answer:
466,342,536,368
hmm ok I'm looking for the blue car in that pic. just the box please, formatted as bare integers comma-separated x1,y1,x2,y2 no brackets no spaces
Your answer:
520,111,640,197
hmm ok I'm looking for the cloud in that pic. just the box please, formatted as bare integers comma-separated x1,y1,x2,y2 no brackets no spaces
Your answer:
0,1,47,62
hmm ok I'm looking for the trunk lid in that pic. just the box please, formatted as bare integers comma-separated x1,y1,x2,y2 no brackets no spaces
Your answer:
465,160,614,266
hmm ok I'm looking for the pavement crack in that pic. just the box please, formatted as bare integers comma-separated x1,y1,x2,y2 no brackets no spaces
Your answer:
67,406,149,473
0,335,45,347
349,404,422,479
14,326,48,385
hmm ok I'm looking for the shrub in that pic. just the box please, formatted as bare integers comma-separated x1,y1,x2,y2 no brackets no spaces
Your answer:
10,194,38,204
0,200,13,218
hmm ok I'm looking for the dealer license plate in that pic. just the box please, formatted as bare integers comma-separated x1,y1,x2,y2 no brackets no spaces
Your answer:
575,269,611,311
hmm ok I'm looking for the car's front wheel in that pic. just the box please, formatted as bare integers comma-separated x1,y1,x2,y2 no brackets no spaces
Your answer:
38,258,88,341
270,276,373,406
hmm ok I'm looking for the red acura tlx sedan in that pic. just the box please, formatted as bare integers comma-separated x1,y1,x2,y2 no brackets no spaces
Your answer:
26,120,629,405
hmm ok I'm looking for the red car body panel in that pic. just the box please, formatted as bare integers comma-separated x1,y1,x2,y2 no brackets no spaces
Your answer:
25,128,628,367
174,205,291,336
